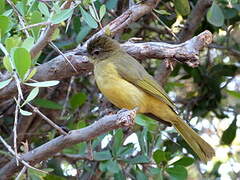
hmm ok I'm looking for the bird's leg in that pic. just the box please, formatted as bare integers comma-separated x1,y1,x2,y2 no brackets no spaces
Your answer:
116,108,138,126
164,58,175,71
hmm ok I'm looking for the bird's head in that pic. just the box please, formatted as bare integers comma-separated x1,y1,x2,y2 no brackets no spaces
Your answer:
76,35,121,63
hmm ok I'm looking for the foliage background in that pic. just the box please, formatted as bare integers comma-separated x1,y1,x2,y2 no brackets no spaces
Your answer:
0,0,239,179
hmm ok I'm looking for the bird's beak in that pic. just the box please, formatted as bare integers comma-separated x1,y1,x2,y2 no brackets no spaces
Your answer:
75,48,88,56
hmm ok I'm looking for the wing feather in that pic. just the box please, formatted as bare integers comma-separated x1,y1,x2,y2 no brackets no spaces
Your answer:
112,52,176,110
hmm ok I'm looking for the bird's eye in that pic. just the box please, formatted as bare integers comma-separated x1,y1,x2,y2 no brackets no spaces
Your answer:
93,49,100,56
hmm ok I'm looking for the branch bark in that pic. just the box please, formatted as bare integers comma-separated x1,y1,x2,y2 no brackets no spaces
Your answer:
0,109,137,179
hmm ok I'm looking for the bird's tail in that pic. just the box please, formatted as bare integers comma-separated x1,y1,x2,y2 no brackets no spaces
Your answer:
172,117,215,163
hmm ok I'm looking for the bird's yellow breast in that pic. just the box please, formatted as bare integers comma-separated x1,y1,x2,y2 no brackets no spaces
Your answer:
94,61,148,112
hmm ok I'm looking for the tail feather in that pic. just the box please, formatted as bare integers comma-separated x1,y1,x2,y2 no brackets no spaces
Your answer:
173,117,215,163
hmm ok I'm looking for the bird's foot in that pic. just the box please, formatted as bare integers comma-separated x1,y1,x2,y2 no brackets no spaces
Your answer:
117,108,137,127
165,59,175,71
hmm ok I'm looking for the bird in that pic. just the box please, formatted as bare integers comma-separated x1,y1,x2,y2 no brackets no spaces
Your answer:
79,35,215,163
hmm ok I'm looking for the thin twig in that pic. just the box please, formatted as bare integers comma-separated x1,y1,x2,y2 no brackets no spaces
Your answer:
6,0,30,37
19,22,51,31
27,103,68,135
0,136,47,174
16,166,27,180
152,11,179,41
49,42,78,72
60,76,75,118
13,96,21,166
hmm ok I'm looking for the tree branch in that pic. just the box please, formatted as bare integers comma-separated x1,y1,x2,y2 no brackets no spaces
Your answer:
0,109,137,179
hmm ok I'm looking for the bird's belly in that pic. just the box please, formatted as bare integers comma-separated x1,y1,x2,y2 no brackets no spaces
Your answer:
95,74,148,113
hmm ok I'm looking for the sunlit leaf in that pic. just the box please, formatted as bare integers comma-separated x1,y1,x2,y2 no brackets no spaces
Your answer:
174,0,190,16
22,87,39,106
80,6,98,29
30,11,43,40
99,5,106,20
20,109,33,116
0,78,12,89
38,2,50,17
21,36,34,51
51,9,74,24
3,56,13,72
5,36,22,52
0,15,11,37
24,80,59,87
24,68,37,81
207,2,224,27
13,47,31,80
226,90,240,99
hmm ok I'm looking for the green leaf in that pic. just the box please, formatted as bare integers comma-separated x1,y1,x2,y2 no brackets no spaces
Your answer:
80,6,98,29
226,90,240,99
89,5,98,21
30,11,43,40
166,165,188,180
136,170,148,180
5,36,22,52
112,129,123,157
0,15,11,37
106,160,120,173
99,5,106,20
38,2,50,17
69,92,87,109
0,0,5,14
24,80,59,87
33,98,62,110
51,8,74,24
13,48,31,80
20,109,33,116
171,157,194,167
153,149,167,164
25,68,37,81
174,0,190,16
154,9,171,15
3,56,13,72
221,118,237,145
123,155,150,164
0,78,12,89
136,114,158,131
22,87,39,106
76,24,92,43
207,2,224,27
93,150,112,161
21,36,35,51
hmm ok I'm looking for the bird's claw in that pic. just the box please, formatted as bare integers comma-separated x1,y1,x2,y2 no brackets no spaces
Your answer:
117,108,137,127
165,59,174,71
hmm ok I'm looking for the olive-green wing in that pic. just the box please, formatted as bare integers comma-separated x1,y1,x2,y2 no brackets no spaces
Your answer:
113,52,176,110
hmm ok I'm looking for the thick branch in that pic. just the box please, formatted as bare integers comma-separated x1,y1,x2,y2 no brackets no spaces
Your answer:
123,30,212,66
0,109,136,179
0,31,212,101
